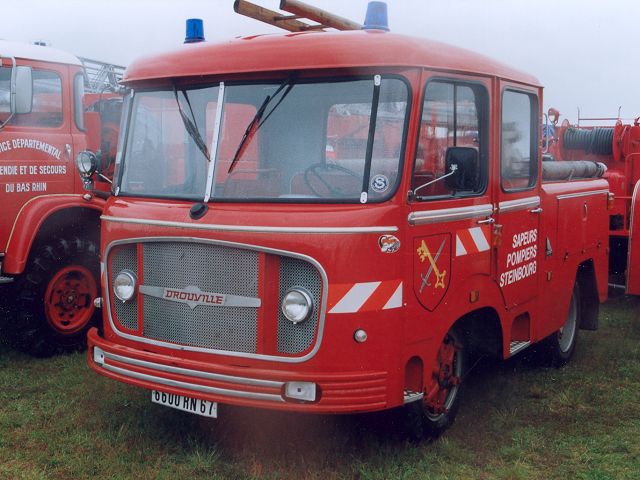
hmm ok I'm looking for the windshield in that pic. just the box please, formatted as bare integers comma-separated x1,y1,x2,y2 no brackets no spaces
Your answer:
118,76,409,202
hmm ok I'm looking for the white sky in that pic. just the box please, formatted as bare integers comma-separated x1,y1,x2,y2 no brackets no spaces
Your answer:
1,0,637,123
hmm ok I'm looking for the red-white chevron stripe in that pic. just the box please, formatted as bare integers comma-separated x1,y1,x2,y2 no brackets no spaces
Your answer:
456,226,490,256
328,280,402,314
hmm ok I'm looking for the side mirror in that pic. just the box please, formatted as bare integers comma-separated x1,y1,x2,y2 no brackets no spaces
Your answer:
444,146,480,191
13,66,33,114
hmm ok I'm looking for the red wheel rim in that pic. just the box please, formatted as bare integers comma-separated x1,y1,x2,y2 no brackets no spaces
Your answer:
44,265,97,334
425,334,461,417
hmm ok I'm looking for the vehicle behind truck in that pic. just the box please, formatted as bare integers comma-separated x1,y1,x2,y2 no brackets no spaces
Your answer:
0,41,123,356
85,1,609,437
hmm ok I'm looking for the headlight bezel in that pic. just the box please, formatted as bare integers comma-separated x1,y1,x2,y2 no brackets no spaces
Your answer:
113,269,137,303
281,287,314,324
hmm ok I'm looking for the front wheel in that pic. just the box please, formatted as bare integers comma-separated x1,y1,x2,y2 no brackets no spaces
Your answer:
8,236,100,357
404,329,466,439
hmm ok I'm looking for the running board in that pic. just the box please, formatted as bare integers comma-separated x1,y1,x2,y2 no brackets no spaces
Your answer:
0,276,14,284
403,390,424,404
509,340,531,357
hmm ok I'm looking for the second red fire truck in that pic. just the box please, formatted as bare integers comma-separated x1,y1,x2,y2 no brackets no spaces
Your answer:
84,1,609,436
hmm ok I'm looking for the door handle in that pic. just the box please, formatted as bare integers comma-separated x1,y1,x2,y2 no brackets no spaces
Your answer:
529,207,543,214
477,217,495,225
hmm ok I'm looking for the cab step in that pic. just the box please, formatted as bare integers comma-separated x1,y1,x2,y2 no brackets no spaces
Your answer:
0,276,14,284
509,340,531,356
403,389,424,404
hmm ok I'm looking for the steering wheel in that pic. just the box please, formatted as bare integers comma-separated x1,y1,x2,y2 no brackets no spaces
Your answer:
303,163,360,197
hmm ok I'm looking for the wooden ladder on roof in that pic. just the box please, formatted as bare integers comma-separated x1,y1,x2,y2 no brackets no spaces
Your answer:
234,0,361,32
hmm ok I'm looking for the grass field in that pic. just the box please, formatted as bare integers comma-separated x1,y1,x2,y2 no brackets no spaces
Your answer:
0,295,639,480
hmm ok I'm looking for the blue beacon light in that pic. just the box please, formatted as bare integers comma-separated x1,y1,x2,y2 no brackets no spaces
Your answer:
363,2,390,32
184,18,205,44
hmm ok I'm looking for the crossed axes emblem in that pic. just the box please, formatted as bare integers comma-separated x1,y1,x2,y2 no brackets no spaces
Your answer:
417,239,447,292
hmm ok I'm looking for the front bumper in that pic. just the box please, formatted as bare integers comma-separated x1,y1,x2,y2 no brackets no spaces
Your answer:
87,328,389,413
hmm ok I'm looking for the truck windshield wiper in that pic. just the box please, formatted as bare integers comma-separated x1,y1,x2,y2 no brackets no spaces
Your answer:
173,84,210,161
227,78,294,174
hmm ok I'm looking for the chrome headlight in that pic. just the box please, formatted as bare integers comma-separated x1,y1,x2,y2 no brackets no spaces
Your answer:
113,270,137,302
281,288,314,324
76,150,97,178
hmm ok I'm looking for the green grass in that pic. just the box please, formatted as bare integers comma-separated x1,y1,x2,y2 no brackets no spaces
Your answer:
1,295,639,479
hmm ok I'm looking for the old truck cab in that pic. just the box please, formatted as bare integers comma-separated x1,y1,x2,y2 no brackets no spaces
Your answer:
87,4,609,437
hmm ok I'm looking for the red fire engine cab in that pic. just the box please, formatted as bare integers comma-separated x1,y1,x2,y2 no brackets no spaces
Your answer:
86,2,609,436
0,41,123,356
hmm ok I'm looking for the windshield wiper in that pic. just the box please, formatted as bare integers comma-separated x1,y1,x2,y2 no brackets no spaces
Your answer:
173,84,210,161
227,78,295,174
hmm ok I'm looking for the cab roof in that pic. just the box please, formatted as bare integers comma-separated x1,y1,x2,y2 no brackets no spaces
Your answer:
0,40,81,66
123,30,540,86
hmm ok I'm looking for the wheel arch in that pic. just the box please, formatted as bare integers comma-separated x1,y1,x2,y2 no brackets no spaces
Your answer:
450,306,503,360
3,195,105,275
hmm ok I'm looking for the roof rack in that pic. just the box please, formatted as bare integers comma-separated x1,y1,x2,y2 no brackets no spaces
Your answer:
233,0,361,32
78,57,125,93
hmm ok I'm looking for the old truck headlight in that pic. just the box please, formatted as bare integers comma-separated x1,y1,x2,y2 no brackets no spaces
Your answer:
281,288,314,324
113,270,137,302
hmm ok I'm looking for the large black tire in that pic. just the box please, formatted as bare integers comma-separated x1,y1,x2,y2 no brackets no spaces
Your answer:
8,236,100,357
403,329,466,439
539,282,580,368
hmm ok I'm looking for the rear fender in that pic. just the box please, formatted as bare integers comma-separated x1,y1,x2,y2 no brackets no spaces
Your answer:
3,194,105,275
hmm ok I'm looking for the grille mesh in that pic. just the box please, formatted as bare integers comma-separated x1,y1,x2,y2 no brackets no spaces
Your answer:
277,257,322,353
142,242,259,353
110,245,138,330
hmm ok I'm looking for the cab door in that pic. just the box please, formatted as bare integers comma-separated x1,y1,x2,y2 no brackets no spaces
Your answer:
407,75,492,318
493,87,541,310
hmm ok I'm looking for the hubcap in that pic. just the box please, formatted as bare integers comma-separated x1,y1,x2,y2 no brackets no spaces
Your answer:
44,265,97,334
425,334,462,420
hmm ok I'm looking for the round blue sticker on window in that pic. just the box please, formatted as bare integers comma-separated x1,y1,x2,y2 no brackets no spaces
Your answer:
370,174,389,193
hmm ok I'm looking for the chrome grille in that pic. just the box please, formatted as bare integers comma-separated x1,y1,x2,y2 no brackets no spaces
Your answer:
277,257,322,354
141,242,259,353
110,245,138,330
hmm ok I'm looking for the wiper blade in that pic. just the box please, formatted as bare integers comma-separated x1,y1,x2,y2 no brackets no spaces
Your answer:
173,84,210,161
227,78,294,174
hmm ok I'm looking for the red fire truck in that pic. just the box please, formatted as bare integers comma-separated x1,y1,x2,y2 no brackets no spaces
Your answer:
0,41,123,356
85,1,610,436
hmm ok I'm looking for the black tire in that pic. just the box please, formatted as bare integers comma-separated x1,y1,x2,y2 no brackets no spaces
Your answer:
403,329,466,439
8,236,100,357
539,282,580,368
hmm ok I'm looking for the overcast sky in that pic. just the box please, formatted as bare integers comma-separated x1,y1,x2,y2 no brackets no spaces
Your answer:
1,0,637,123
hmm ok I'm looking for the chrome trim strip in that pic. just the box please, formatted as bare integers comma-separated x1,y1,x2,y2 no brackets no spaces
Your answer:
556,189,609,200
498,196,540,213
101,350,284,388
101,216,398,234
408,204,493,226
101,363,285,403
103,237,329,364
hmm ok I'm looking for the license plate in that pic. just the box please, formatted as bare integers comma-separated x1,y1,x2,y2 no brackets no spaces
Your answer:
151,390,217,418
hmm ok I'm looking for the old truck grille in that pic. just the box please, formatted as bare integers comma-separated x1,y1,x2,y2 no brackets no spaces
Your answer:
107,240,323,357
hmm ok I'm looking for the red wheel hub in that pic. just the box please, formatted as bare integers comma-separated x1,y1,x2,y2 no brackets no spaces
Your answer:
425,335,461,415
44,265,97,334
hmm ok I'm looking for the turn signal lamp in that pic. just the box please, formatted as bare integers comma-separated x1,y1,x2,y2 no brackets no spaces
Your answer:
363,2,389,31
184,18,205,43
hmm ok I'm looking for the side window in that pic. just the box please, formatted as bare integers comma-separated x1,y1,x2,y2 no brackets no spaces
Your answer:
0,68,63,128
501,90,538,191
412,80,487,199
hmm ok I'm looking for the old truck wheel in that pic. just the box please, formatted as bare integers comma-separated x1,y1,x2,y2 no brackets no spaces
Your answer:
541,282,580,368
404,330,466,439
9,236,99,357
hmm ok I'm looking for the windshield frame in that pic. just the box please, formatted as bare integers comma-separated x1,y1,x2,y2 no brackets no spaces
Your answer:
114,73,412,205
